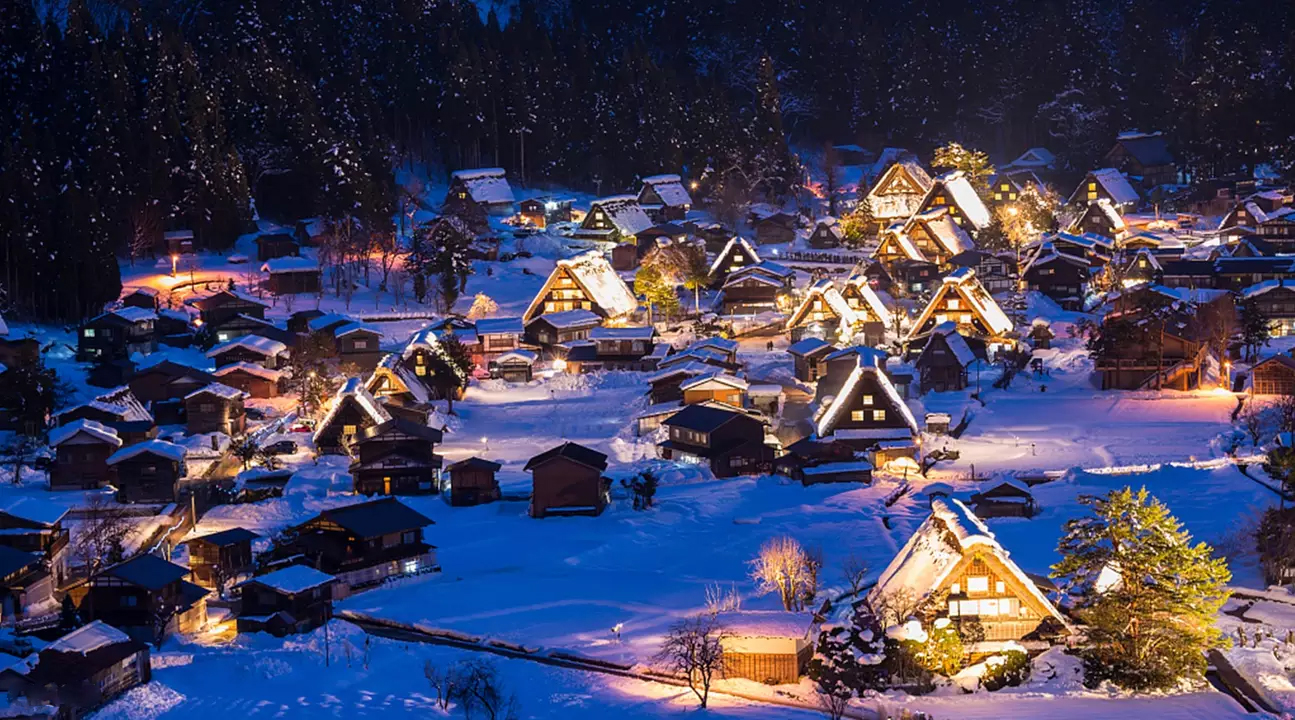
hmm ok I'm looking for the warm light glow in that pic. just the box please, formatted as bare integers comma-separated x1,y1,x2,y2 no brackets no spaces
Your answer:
689,181,699,190
552,358,567,372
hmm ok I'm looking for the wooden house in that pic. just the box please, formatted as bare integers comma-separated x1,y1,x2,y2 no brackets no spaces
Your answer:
78,308,157,361
49,420,122,491
707,236,762,287
1245,281,1295,337
445,167,516,220
333,322,385,371
525,442,610,518
208,312,294,347
287,309,326,335
206,334,288,370
0,621,151,718
366,353,433,413
659,403,772,478
870,497,1070,645
786,279,891,344
560,326,659,373
522,251,638,323
1022,246,1093,308
1068,168,1140,212
874,207,974,268
183,382,248,436
236,565,337,636
164,228,195,255
787,337,836,382
571,196,654,244
213,362,283,398
813,353,919,464
1102,131,1176,190
106,439,187,504
395,325,473,400
261,256,321,295
474,317,525,362
970,480,1038,518
906,268,1014,348
646,364,710,405
79,553,209,645
1252,355,1295,395
350,418,444,496
655,347,740,376
255,233,300,262
914,171,993,234
183,527,258,590
524,309,602,349
1219,191,1291,233
720,262,794,315
1004,147,1056,172
0,545,52,618
813,346,890,402
121,287,160,311
0,498,71,592
986,173,1026,209
681,372,748,407
1070,198,1127,241
864,160,933,232
442,457,502,507
808,218,844,249
518,196,573,229
752,212,797,245
54,386,154,445
716,611,815,685
129,360,218,425
273,498,436,590
685,337,740,366
313,377,393,455
915,322,987,393
490,349,537,382
1094,307,1209,391
947,250,1015,293
637,174,693,221
188,290,268,328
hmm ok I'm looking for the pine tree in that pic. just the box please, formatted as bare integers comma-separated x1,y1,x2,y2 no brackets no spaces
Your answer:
1237,295,1271,361
1051,487,1231,691
931,142,995,196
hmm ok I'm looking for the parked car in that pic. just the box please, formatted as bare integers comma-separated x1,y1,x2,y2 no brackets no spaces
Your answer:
262,440,298,455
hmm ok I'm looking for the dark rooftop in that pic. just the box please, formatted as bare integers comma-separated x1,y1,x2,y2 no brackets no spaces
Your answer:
102,553,190,590
318,497,434,538
662,403,747,433
446,457,503,473
362,417,445,444
186,527,259,547
524,442,609,472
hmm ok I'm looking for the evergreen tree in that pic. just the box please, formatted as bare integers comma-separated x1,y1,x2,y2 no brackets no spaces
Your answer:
1237,295,1271,361
1051,487,1231,691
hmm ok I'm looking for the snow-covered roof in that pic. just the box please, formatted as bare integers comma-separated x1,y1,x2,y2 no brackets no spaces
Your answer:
314,377,391,444
646,362,711,384
213,362,284,382
525,308,602,330
722,271,782,289
496,349,538,365
1007,147,1055,169
474,317,524,336
870,497,1068,629
49,419,122,448
0,497,68,527
787,279,861,331
1087,198,1126,232
242,565,335,595
184,382,249,402
1089,168,1140,206
930,170,992,231
451,168,516,205
709,236,761,277
46,621,131,655
110,306,157,324
369,353,430,406
801,460,873,476
787,337,833,357
524,251,637,321
641,174,692,208
260,256,318,274
843,277,893,326
866,160,933,221
905,207,974,256
731,260,794,282
713,610,813,640
876,228,924,263
590,326,656,341
816,354,918,437
107,438,187,465
79,386,153,423
681,372,748,392
308,313,354,333
334,322,381,339
206,335,288,358
587,196,655,237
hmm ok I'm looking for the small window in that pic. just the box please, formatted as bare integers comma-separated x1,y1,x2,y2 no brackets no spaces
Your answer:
353,340,369,350
872,410,886,422
995,580,1006,594
951,582,961,595
1088,182,1097,191
1000,184,1009,191
851,410,864,422
863,394,874,405
947,299,960,310
415,366,426,376
994,193,1002,201
84,328,96,338
967,576,990,593
343,424,357,436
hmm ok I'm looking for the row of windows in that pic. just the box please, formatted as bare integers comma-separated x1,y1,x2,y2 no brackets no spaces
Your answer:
850,409,886,422
674,428,708,445
934,313,974,325
544,301,593,313
947,597,1029,618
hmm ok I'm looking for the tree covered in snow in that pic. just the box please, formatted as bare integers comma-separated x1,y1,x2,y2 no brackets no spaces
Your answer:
1051,486,1231,691
931,143,994,196
807,605,889,706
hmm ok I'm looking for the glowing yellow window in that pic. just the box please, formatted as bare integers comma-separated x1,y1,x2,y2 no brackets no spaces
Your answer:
850,410,864,422
863,395,874,405
871,410,886,421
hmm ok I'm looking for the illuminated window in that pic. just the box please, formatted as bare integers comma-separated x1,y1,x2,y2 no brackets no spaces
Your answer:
84,328,96,338
996,581,1006,594
967,576,989,593
1009,192,1017,200
1088,182,1097,191
342,424,357,436
994,193,1003,201
872,410,886,421
1001,184,1010,191
353,340,368,350
947,299,960,310
951,582,961,594
851,410,864,422
961,313,972,324
863,395,874,405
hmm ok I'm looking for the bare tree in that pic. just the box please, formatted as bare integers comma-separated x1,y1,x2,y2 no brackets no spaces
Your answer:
455,660,519,720
424,661,460,712
72,496,132,576
654,616,729,709
842,553,868,598
869,588,921,628
1240,400,1266,447
814,676,852,720
703,582,742,615
1275,392,1295,437
749,536,814,611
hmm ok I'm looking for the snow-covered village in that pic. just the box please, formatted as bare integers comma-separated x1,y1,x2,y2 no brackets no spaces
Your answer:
4,0,1295,718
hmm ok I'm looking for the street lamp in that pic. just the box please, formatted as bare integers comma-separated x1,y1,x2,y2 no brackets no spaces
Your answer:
170,254,178,278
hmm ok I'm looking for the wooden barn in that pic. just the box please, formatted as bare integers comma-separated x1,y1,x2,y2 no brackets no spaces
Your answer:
261,256,322,295
442,457,502,507
236,565,337,636
522,251,638,323
1252,355,1295,395
49,420,122,491
183,382,248,436
659,404,772,479
313,377,393,455
525,442,610,518
350,418,444,496
106,440,188,504
716,611,816,685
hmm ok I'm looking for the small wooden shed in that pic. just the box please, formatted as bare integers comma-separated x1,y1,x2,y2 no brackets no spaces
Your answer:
442,457,503,506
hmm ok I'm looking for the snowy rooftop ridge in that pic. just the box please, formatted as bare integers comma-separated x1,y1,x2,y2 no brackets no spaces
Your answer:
46,621,131,655
708,236,760,277
314,377,392,445
524,251,637,322
106,438,187,465
929,170,992,230
1089,168,1140,206
242,565,335,595
640,174,692,208
451,168,516,205
206,335,288,358
49,419,122,449
815,354,917,438
587,196,655,237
